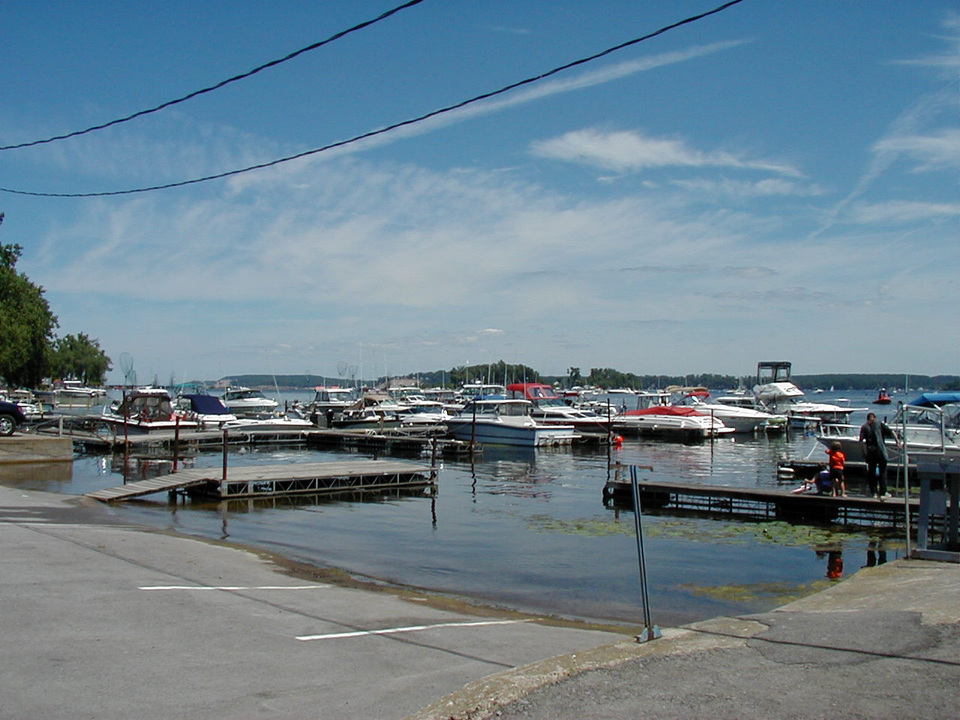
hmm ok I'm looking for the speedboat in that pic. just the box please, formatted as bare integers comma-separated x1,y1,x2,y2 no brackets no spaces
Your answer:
817,392,960,478
506,382,612,433
873,388,893,405
671,388,785,434
445,399,577,447
613,404,734,440
220,387,279,417
102,387,199,433
753,361,853,426
175,393,238,429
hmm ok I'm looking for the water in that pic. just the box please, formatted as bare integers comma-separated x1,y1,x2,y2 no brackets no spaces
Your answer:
6,389,910,627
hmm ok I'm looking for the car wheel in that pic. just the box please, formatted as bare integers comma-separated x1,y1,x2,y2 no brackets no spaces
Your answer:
0,414,17,436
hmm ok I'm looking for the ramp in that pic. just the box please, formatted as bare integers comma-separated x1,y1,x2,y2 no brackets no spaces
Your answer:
85,475,211,503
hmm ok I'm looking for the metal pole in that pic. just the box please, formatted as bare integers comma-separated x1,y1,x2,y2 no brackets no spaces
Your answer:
222,429,229,483
900,402,911,557
630,464,661,643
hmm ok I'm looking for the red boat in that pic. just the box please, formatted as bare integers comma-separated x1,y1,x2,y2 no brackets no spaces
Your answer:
873,389,892,405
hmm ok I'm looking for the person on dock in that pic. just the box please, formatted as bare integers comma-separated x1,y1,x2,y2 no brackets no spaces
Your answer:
858,412,898,499
826,441,847,497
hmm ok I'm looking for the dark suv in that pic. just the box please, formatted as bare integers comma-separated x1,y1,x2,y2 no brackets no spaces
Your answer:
0,400,27,436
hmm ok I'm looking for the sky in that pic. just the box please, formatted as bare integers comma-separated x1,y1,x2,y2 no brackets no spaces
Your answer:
1,0,957,385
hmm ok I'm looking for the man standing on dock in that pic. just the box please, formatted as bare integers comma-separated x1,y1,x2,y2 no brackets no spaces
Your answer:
859,412,898,499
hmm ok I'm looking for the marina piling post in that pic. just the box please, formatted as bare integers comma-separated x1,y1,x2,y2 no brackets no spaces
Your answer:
630,464,661,644
900,402,911,556
470,400,477,453
222,429,229,483
173,416,180,472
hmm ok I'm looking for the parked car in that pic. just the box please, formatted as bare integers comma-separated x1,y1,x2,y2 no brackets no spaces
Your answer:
0,400,27,436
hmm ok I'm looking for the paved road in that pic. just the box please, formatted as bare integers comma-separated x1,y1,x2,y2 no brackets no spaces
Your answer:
0,484,627,720
2,481,957,720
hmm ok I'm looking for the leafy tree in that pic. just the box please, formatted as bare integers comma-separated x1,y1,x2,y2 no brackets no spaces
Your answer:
51,333,111,386
0,241,58,387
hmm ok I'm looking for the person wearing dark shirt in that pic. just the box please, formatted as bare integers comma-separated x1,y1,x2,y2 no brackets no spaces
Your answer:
858,412,898,498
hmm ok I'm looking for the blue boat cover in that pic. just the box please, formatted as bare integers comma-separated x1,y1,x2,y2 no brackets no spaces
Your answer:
185,394,231,415
907,392,960,407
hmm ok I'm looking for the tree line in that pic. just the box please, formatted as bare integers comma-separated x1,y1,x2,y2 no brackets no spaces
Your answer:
1,228,111,388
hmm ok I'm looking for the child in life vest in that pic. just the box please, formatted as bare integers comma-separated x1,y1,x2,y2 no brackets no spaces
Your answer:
826,441,847,497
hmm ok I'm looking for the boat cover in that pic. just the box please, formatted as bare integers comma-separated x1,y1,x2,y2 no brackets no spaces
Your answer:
185,394,231,415
907,392,960,408
623,406,703,417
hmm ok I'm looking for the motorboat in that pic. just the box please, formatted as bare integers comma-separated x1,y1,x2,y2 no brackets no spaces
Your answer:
817,392,960,479
613,404,734,440
506,382,612,433
394,400,452,428
36,379,108,408
753,361,854,426
873,388,893,405
330,392,403,430
671,387,786,434
175,393,238,429
713,394,788,433
445,399,577,447
308,386,359,424
457,383,507,402
222,409,314,432
220,387,279,417
101,387,199,434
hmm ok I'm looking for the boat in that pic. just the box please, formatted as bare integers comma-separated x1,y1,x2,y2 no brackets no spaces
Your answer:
330,392,403,430
35,379,108,408
444,399,577,447
220,387,279,417
506,383,612,433
457,383,507,403
101,387,199,434
222,409,314,432
307,386,359,424
670,387,786,434
873,388,893,405
613,404,734,440
816,392,960,478
753,361,854,426
175,393,238,429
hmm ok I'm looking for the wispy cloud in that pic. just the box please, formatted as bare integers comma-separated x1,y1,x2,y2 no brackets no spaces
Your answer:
847,200,960,224
531,128,802,177
873,128,960,172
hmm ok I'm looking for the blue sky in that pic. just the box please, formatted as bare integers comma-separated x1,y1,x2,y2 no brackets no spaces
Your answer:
2,1,957,385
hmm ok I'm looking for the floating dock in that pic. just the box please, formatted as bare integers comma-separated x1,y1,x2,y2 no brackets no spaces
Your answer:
602,476,922,528
85,459,435,503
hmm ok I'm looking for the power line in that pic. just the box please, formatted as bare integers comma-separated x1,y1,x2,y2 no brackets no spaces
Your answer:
0,0,427,152
0,0,746,199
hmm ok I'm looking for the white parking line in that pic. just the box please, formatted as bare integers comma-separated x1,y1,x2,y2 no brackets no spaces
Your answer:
297,618,531,641
140,585,330,591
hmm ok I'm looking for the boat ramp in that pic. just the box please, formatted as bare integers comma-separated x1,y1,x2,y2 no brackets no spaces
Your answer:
85,459,435,503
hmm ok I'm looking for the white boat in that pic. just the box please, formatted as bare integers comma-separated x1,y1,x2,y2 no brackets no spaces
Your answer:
506,382,612,433
713,393,789,433
753,361,854,426
671,388,785,434
394,400,452,428
102,387,199,434
222,411,313,432
220,387,279,417
175,394,238,429
613,404,734,440
445,399,577,447
36,379,108,408
817,393,960,479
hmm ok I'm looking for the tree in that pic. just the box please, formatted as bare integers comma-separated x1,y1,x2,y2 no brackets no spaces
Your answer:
51,333,111,386
0,242,58,387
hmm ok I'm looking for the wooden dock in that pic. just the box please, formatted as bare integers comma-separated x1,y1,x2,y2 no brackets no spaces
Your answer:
602,476,922,528
85,459,435,503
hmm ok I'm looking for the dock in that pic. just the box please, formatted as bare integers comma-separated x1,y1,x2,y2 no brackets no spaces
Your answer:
602,476,922,528
85,459,436,503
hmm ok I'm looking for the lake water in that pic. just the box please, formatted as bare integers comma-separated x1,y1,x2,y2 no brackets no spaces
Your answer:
6,389,911,627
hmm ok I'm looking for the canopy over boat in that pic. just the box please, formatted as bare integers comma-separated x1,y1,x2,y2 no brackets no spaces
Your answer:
907,392,960,408
183,394,232,416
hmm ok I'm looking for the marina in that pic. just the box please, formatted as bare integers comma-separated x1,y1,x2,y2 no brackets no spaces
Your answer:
3,387,957,626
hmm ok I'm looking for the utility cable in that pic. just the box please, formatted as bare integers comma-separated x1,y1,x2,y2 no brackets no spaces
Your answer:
0,0,427,151
0,0,745,198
